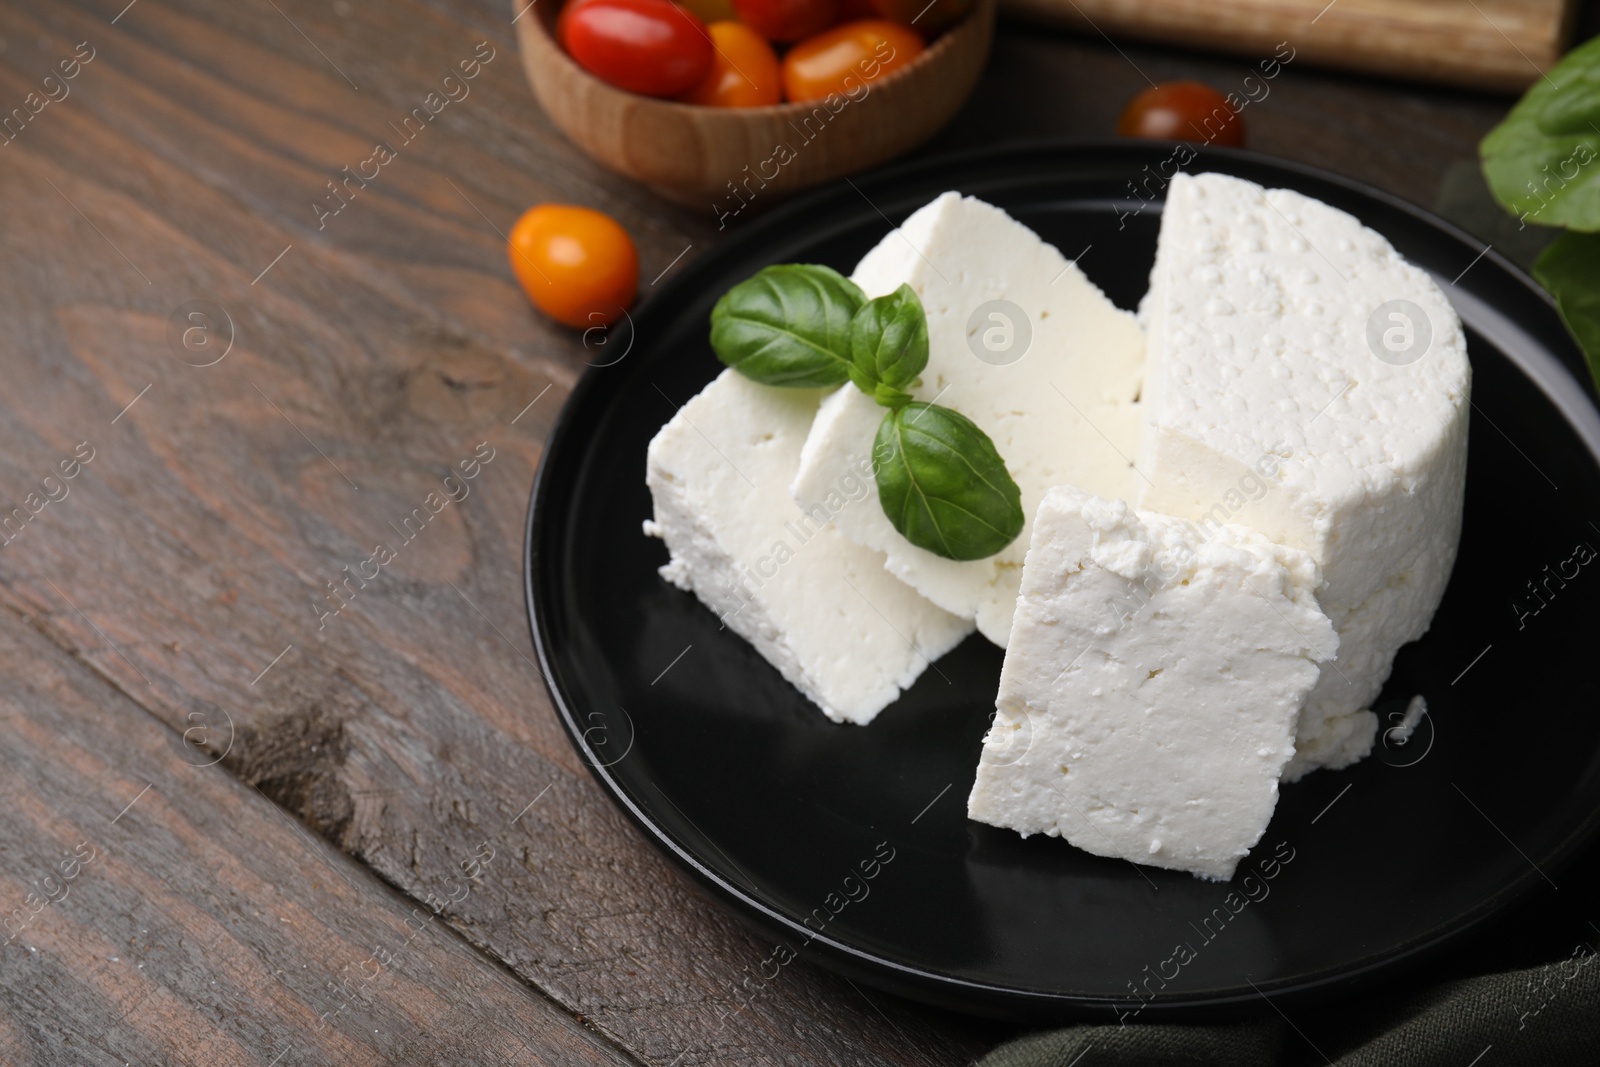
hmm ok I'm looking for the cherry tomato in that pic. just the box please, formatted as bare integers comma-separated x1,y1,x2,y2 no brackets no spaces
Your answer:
732,0,838,43
559,0,714,98
680,22,782,106
678,0,736,21
864,0,972,33
1116,81,1245,147
508,204,638,329
781,20,923,104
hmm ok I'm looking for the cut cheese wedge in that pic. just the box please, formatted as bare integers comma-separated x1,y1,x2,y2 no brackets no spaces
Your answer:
968,485,1337,880
1136,172,1470,778
790,193,1145,647
645,369,974,724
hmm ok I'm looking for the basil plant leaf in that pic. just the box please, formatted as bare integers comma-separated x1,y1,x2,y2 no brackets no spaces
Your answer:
1534,230,1600,393
848,283,929,402
710,264,865,387
873,403,1025,562
869,381,916,408
1481,34,1600,231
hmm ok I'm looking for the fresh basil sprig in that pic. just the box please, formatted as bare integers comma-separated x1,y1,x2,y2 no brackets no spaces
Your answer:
709,265,1024,561
847,283,926,407
709,264,862,387
1480,34,1600,392
1480,34,1600,232
875,403,1025,561
1533,232,1600,384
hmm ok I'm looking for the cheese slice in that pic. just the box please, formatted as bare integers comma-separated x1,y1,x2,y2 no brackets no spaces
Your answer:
968,485,1337,880
645,369,973,724
1136,172,1470,779
790,193,1145,647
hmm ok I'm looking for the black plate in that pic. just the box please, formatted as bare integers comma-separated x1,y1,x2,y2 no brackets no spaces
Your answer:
525,141,1600,1022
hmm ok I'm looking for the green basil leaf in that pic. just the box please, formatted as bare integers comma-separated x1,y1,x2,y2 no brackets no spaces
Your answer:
1481,34,1600,232
869,382,916,408
1533,230,1600,393
874,403,1024,562
848,284,929,401
709,264,865,387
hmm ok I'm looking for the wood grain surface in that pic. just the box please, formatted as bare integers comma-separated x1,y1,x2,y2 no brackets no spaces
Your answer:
999,0,1574,92
0,0,1579,1063
0,611,631,1066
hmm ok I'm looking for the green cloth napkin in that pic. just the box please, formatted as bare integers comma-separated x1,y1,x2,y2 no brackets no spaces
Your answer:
981,159,1600,1067
982,950,1600,1066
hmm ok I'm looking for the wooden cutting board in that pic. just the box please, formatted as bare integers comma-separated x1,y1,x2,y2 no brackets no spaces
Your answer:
999,0,1576,91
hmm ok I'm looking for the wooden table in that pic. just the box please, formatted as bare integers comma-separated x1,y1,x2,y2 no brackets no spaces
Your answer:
2,1,1596,1064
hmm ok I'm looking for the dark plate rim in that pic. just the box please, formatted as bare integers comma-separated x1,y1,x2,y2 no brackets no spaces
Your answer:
524,137,1600,1021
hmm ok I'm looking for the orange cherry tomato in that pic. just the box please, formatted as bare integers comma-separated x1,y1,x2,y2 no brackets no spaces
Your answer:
1116,81,1245,147
508,205,638,329
781,20,923,104
680,21,782,106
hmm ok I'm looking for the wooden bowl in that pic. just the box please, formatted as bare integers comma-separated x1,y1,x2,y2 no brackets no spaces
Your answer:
515,0,996,206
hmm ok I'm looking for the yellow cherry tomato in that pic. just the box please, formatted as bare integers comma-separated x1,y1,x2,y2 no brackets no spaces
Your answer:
680,21,782,107
507,204,638,329
781,20,923,104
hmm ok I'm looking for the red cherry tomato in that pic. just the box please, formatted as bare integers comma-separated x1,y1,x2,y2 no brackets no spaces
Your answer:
1116,81,1245,147
680,21,782,106
508,204,638,329
732,0,838,43
781,20,923,103
559,0,714,98
678,0,736,19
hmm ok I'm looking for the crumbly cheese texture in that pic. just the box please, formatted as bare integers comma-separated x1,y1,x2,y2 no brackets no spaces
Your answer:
645,370,973,724
968,486,1337,880
1136,173,1470,780
790,193,1145,647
